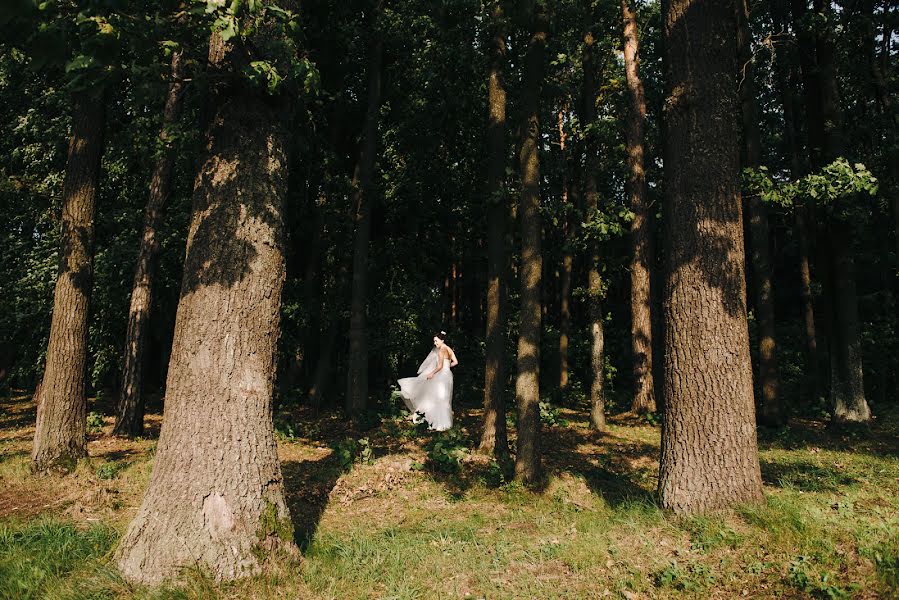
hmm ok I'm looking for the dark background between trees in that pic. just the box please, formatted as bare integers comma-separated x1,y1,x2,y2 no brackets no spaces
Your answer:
1,0,896,452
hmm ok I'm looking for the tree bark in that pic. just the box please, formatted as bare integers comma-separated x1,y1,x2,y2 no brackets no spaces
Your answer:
514,3,548,484
114,50,187,437
771,0,822,403
558,109,574,397
115,31,297,583
738,0,782,425
657,0,764,515
582,32,607,431
622,0,656,415
862,0,899,295
480,0,510,459
812,0,870,423
345,29,384,418
31,90,106,473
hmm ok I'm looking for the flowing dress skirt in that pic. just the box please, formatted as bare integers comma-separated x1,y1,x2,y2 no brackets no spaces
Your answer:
397,349,453,431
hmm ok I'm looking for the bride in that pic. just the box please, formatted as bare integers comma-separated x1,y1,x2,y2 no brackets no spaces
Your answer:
397,331,458,431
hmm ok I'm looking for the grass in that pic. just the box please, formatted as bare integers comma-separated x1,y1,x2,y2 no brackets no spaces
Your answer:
0,391,897,598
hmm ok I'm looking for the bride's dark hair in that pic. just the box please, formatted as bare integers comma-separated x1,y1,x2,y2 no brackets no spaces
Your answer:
434,330,448,343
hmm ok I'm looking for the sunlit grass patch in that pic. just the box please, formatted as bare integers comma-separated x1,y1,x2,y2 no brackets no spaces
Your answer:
0,518,118,599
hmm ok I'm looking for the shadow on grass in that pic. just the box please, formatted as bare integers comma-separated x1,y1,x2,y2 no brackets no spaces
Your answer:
757,411,899,459
414,408,657,508
281,454,343,553
760,458,858,493
0,395,35,432
543,424,657,507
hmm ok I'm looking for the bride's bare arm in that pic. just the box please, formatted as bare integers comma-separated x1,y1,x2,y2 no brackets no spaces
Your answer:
427,353,445,379
447,346,459,367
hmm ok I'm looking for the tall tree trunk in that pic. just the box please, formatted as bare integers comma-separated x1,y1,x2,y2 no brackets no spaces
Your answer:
658,0,764,515
622,0,656,415
345,31,384,417
309,322,338,413
480,0,510,459
862,0,899,297
738,0,782,425
812,0,870,423
771,0,822,403
514,3,548,484
582,32,606,431
115,31,296,583
114,50,187,437
558,109,573,395
31,91,106,473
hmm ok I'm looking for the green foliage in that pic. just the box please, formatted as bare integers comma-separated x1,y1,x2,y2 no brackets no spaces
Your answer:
538,401,568,428
85,411,104,434
273,413,298,440
682,515,741,552
787,556,855,599
331,437,373,471
423,428,468,474
481,458,507,488
95,460,125,480
743,158,878,209
653,560,715,592
866,537,899,590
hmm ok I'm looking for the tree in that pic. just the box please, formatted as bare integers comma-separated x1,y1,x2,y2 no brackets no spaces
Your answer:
113,49,187,437
480,0,510,459
31,91,106,472
345,9,384,417
738,0,782,425
558,107,574,398
811,0,870,424
621,0,656,415
657,0,764,514
514,1,548,484
582,31,607,432
116,16,300,581
781,0,823,404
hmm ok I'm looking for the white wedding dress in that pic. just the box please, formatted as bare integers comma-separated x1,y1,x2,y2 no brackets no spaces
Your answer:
397,348,453,431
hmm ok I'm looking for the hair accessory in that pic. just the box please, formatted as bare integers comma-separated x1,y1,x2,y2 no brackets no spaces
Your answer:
440,330,446,336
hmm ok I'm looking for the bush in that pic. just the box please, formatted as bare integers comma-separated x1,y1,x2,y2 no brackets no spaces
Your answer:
539,401,568,428
85,412,104,434
423,428,468,474
95,461,125,480
274,413,298,440
331,437,374,471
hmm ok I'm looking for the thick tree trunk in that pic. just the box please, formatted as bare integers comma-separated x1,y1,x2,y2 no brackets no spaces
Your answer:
812,0,870,423
31,91,106,473
345,33,384,417
657,0,764,515
582,32,606,431
115,32,296,584
778,0,822,403
738,0,782,425
514,4,548,484
622,0,656,415
114,50,186,437
480,0,510,459
557,109,574,397
828,222,870,421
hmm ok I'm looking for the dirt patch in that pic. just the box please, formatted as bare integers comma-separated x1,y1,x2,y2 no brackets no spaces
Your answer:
0,482,70,519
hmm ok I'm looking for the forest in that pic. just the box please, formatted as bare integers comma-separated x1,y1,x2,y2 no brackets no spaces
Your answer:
0,0,897,597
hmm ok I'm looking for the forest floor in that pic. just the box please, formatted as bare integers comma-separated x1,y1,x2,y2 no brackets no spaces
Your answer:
0,391,897,599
